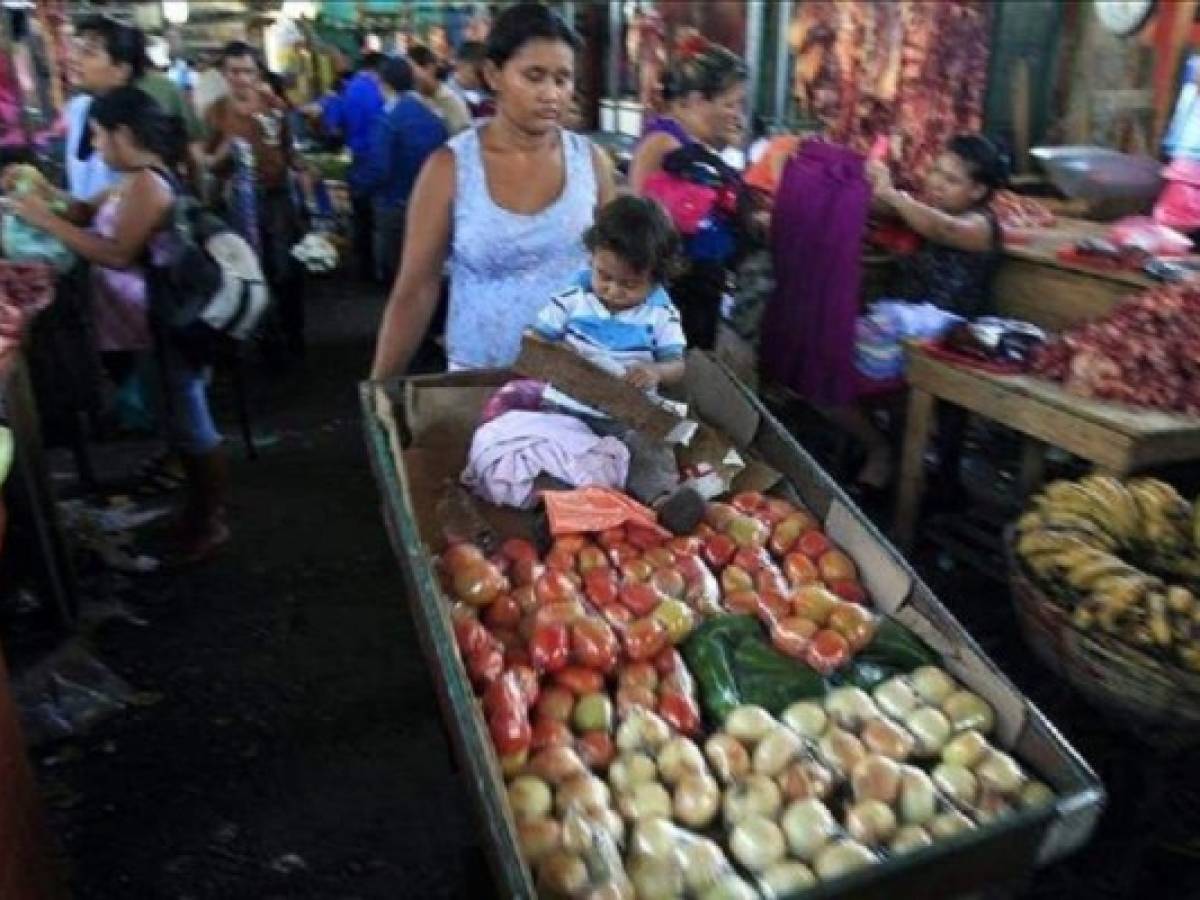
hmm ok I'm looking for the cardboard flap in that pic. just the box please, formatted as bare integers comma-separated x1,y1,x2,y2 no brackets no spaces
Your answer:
513,335,690,443
825,500,911,614
685,352,761,448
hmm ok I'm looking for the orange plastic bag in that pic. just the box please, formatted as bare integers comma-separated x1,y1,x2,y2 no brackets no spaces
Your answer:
542,487,670,539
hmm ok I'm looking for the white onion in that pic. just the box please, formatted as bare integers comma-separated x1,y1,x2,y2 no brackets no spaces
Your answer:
941,730,990,769
898,767,937,825
941,690,996,735
873,677,921,720
932,763,979,806
781,701,828,740
724,705,777,746
846,799,898,846
722,774,782,826
779,798,837,862
704,733,751,785
976,750,1026,796
910,666,957,705
657,736,707,785
673,773,720,829
759,860,817,898
730,816,787,872
813,840,877,880
904,707,953,757
752,726,803,777
890,824,933,855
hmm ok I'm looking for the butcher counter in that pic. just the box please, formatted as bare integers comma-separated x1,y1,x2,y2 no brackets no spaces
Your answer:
993,217,1156,332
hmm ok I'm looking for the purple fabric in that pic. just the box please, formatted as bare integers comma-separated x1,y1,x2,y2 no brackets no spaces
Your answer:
640,115,693,147
760,141,870,406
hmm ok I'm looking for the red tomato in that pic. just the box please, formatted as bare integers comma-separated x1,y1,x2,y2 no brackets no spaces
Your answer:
805,629,851,675
704,502,739,531
759,498,797,526
757,591,792,624
783,552,821,586
827,578,868,605
619,559,655,583
583,567,620,607
619,582,663,617
622,617,669,662
673,554,707,584
818,550,858,582
554,535,588,555
452,615,492,658
535,571,578,607
577,547,609,574
619,661,660,690
575,730,616,770
732,547,773,574
483,669,525,718
654,647,685,678
720,565,755,596
703,534,737,570
827,602,876,652
571,618,620,673
693,522,716,539
732,491,765,514
596,527,627,550
441,542,486,574
643,548,676,570
615,684,657,716
488,553,511,576
529,623,570,673
770,616,819,658
797,530,833,560
755,568,789,598
791,584,838,625
452,562,508,608
535,686,576,722
545,548,577,574
488,711,532,757
467,646,504,687
483,594,522,630
627,524,667,551
723,591,762,616
504,646,531,669
512,585,539,616
508,664,540,708
650,568,686,600
534,601,584,629
510,558,546,588
490,628,522,653
667,536,703,558
531,716,574,751
553,665,606,695
600,603,634,628
500,538,539,565
658,690,702,737
608,543,642,567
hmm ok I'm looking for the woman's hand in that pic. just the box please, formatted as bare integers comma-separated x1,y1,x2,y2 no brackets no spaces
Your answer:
866,160,896,201
10,193,55,229
625,364,661,391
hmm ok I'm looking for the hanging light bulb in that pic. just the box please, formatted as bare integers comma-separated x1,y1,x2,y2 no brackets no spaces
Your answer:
161,1,189,26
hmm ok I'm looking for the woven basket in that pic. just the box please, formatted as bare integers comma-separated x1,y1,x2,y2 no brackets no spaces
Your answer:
1005,530,1200,751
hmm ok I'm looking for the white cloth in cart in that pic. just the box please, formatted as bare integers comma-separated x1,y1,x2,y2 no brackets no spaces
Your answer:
462,410,630,509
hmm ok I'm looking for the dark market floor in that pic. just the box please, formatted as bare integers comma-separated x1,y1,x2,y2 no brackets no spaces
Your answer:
15,278,1200,899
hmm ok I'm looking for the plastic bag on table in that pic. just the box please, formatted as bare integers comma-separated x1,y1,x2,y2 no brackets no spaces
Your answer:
1,214,75,272
625,817,754,898
1107,215,1192,256
542,487,670,540
533,803,631,899
1154,158,1200,232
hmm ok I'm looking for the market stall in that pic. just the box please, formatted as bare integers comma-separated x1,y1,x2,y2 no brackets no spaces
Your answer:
362,338,1102,899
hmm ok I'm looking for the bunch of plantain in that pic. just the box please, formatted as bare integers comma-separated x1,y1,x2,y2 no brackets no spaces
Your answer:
1016,476,1200,672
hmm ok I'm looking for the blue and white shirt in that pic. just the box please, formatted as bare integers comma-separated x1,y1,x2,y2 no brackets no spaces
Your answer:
533,270,687,373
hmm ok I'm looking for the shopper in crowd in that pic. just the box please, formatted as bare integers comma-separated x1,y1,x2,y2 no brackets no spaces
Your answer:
447,40,495,123
65,15,202,199
10,87,230,562
821,134,1008,496
323,52,385,281
370,2,615,379
407,44,470,136
628,42,750,350
204,41,308,360
361,57,448,286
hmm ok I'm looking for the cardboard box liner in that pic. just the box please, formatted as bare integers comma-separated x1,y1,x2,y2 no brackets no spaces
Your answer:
361,350,1104,900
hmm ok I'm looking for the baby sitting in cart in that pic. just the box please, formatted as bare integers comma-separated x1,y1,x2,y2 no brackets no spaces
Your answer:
462,196,705,533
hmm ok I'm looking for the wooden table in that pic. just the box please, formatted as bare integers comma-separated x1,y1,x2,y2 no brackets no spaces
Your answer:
994,218,1155,332
894,345,1200,549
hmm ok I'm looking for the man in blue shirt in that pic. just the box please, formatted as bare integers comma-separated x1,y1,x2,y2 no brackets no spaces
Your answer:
326,52,384,281
362,57,448,286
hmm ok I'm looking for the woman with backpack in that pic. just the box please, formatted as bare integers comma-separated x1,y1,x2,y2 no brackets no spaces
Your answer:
10,86,230,563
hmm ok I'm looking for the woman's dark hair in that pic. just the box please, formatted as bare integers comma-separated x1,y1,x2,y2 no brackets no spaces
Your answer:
77,14,147,81
407,44,437,70
359,51,385,72
584,196,682,283
486,2,582,69
220,40,264,72
381,56,414,94
947,134,1009,199
668,43,746,101
90,86,186,169
458,41,487,64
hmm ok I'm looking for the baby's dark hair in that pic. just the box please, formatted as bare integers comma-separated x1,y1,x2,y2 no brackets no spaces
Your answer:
584,196,682,283
947,133,1010,200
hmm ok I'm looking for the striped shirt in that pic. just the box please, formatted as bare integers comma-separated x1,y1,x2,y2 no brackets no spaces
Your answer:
533,271,687,373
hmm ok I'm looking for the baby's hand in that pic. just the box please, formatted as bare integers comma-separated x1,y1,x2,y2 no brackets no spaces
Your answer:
624,365,660,391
